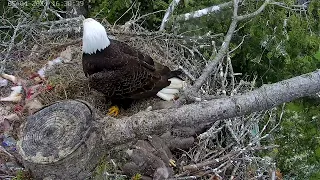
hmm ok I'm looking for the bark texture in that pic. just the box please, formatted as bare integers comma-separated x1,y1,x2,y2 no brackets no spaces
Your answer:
17,100,105,179
17,69,320,179
103,69,320,146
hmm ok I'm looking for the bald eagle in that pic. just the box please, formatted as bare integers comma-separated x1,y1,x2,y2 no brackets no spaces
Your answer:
82,18,185,116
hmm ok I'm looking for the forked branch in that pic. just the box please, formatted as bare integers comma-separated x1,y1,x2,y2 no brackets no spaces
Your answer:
183,0,271,101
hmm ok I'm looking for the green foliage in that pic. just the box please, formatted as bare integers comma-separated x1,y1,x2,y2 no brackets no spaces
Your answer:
274,101,320,179
0,0,66,42
232,0,320,85
89,0,169,29
12,170,24,180
90,0,132,22
132,173,142,180
165,0,320,85
93,158,127,180
12,170,32,180
161,1,320,179
314,50,320,60
172,0,232,35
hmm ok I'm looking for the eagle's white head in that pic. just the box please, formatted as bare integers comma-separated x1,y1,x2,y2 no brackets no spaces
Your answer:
82,18,110,54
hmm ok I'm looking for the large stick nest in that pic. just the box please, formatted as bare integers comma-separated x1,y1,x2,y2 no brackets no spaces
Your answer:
1,14,280,179
3,17,232,117
17,26,194,116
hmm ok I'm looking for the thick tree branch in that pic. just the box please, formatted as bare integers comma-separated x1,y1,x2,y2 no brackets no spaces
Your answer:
104,69,320,146
175,1,233,22
160,0,181,31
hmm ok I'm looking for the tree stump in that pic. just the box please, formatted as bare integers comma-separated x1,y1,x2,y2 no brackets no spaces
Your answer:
17,100,104,179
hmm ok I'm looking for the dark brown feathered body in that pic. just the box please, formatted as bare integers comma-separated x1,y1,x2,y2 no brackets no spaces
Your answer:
82,39,180,108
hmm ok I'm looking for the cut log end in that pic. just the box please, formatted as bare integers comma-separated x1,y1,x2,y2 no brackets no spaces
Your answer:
17,100,103,180
18,100,93,164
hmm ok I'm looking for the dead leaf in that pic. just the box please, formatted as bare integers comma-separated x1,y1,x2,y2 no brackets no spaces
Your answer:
4,114,20,122
276,169,283,180
25,98,43,115
60,46,73,62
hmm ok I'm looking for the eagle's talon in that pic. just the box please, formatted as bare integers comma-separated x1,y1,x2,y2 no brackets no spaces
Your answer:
108,105,119,117
169,159,176,167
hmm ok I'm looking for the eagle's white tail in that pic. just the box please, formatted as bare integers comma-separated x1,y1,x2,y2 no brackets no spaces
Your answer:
157,77,185,101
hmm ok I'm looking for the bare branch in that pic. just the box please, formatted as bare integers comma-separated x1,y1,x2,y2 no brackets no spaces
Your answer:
182,0,271,101
182,151,236,171
185,19,237,95
229,34,248,54
175,1,233,22
1,17,25,70
227,55,235,91
236,0,271,21
113,0,136,28
271,2,308,12
178,65,196,82
230,162,241,180
38,0,50,22
0,16,85,29
181,1,239,100
160,0,181,31
44,27,81,35
128,10,166,25
198,120,223,140
47,8,64,20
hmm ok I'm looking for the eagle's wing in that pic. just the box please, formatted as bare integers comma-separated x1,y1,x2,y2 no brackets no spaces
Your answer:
111,39,154,66
88,63,170,100
82,39,156,77
112,39,174,76
82,50,127,77
85,39,175,100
